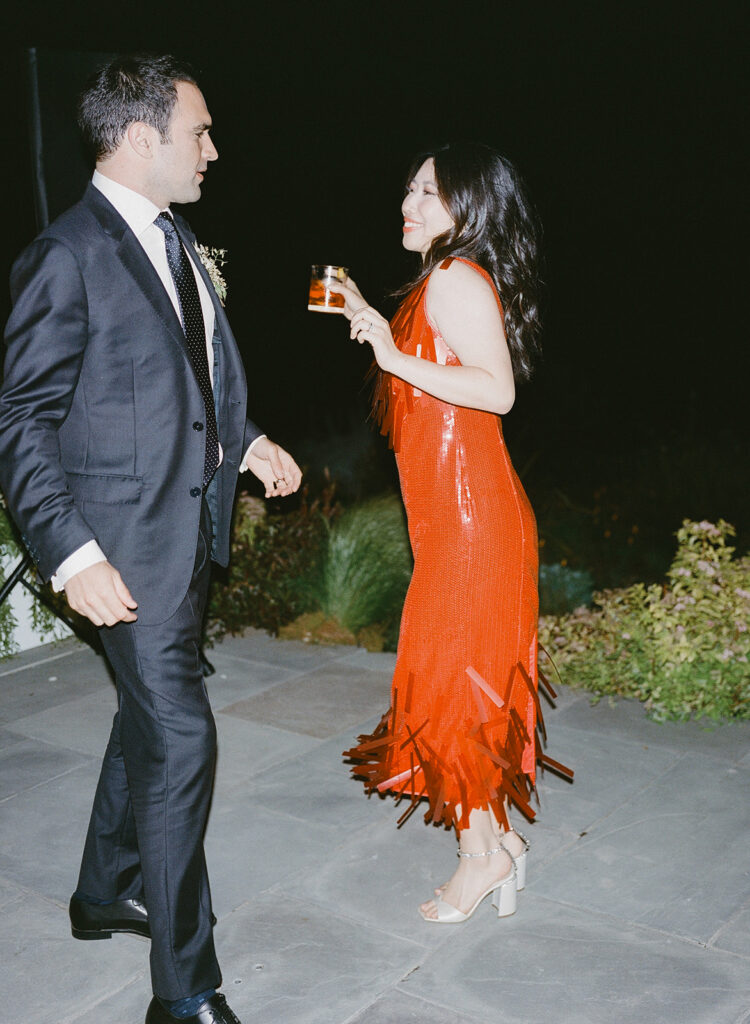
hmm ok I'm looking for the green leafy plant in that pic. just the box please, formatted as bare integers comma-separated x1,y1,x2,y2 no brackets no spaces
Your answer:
205,485,338,639
320,493,412,640
0,494,71,657
0,496,19,657
539,520,750,721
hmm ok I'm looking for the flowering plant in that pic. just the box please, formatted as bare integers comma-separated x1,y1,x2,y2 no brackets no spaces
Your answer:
539,520,750,721
194,243,228,306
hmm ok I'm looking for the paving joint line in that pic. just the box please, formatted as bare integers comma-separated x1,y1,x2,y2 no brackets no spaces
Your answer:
552,710,750,763
209,643,362,672
0,644,85,678
59,971,147,1024
364,986,493,1024
536,750,693,856
207,651,382,690
0,756,97,805
258,885,434,954
529,890,750,961
706,894,750,949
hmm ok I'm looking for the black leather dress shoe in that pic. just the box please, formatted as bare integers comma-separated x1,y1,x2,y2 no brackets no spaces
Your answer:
69,896,150,939
145,992,242,1023
69,896,218,940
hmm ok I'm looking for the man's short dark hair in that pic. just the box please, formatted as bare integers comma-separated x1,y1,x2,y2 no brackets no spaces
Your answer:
78,53,198,160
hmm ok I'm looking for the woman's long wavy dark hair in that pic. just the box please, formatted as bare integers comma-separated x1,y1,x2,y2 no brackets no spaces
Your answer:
400,142,544,382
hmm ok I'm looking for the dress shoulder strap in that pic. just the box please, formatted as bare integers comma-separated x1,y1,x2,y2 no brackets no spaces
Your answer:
438,255,490,281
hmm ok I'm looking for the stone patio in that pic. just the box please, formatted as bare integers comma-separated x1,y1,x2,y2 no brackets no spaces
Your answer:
1,630,749,1023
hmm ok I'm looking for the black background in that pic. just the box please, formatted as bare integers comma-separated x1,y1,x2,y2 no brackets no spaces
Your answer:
2,1,747,530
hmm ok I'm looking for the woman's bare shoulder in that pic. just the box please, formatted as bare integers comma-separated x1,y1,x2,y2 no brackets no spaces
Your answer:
426,259,498,315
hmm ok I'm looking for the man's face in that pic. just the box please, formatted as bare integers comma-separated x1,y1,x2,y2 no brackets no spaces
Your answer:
151,81,218,206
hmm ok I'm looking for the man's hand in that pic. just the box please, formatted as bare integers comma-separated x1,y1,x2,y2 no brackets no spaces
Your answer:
243,437,302,498
64,562,138,627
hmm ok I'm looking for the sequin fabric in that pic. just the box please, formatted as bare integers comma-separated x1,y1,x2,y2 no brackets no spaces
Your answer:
155,212,219,488
345,258,568,831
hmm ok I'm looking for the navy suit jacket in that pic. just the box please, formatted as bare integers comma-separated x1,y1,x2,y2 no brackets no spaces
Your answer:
0,183,261,624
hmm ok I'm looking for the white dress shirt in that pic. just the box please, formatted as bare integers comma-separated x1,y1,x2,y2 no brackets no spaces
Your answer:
51,172,264,591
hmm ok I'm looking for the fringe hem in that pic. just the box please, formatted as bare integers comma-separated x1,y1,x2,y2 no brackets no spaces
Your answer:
343,662,573,831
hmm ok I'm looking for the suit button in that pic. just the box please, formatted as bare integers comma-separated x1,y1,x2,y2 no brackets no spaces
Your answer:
190,487,201,497
193,421,204,431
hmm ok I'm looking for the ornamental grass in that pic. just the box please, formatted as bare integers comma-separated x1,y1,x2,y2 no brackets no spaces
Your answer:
320,493,412,638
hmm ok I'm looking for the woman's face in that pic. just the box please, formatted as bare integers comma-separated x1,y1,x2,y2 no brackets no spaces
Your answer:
401,158,454,255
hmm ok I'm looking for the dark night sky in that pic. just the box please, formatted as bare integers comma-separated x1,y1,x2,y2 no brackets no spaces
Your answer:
2,1,747,499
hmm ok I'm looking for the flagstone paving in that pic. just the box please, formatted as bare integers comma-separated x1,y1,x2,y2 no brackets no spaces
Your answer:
1,631,749,1023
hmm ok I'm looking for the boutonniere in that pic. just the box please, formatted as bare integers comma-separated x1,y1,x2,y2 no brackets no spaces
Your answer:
194,243,228,306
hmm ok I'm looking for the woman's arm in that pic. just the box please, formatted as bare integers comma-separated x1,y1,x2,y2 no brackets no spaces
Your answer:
339,262,515,415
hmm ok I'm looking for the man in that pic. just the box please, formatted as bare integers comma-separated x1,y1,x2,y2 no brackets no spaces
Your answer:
0,54,300,1024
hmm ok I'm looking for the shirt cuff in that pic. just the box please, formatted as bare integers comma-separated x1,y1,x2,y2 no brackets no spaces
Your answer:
51,540,107,592
239,434,267,473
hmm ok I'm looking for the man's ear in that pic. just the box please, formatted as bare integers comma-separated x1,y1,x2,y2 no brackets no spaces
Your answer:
126,121,159,159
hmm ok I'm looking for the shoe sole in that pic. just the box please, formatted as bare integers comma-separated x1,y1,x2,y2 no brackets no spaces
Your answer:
71,914,215,941
71,926,150,940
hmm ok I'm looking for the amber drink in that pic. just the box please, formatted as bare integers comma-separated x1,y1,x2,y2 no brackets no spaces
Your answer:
308,264,348,313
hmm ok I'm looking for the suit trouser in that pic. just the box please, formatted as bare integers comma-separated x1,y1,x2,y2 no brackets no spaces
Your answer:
76,499,221,1000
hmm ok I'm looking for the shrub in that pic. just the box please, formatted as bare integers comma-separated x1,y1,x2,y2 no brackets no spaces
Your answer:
539,520,750,721
321,493,412,639
206,485,339,639
206,488,412,651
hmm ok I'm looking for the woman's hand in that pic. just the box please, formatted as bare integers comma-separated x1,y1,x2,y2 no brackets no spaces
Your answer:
325,277,367,320
349,305,401,374
327,278,401,374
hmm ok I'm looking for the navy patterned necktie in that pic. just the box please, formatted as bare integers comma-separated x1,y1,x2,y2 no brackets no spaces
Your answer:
155,211,220,488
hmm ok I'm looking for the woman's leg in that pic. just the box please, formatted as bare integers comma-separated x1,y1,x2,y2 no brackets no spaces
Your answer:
420,807,514,920
433,801,526,896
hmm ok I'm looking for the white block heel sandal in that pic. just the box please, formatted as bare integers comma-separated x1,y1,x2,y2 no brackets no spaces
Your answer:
419,845,518,923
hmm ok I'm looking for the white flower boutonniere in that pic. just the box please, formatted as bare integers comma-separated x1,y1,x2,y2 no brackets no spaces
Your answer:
194,243,228,306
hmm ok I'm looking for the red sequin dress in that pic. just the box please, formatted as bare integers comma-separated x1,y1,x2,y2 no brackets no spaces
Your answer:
345,258,567,830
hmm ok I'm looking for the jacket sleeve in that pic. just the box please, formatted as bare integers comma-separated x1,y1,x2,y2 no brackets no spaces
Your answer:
243,417,264,453
0,237,97,579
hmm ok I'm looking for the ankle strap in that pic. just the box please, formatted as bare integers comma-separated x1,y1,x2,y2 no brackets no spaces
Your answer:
457,844,506,859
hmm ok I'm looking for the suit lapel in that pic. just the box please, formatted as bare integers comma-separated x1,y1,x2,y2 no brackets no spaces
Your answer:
82,185,190,361
118,232,190,355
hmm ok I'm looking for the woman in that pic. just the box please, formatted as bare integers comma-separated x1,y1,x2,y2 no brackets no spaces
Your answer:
334,142,568,924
